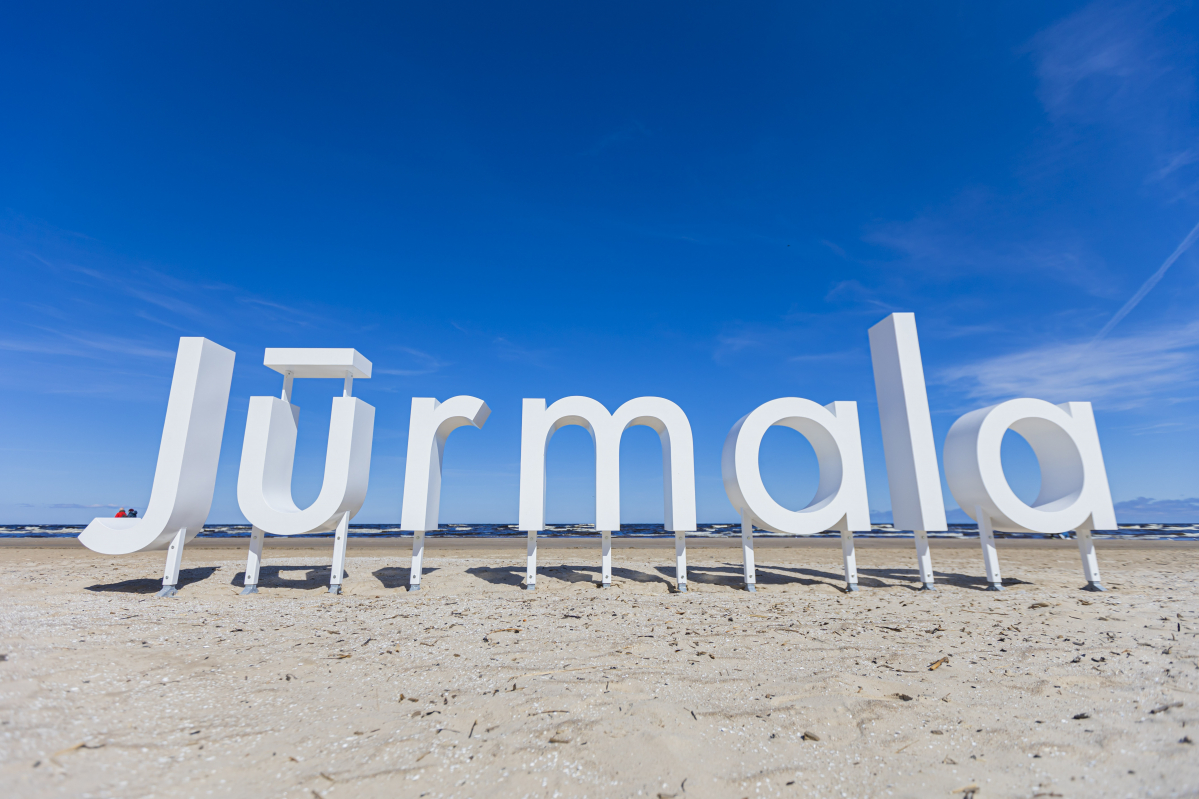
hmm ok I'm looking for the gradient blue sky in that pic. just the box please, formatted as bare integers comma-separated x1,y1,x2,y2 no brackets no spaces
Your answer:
2,1,1198,525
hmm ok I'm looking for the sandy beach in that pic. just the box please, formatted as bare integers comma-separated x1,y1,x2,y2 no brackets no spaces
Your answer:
1,536,1196,798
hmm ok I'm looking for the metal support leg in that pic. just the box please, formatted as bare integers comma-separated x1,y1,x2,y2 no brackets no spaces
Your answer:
914,529,935,591
329,512,349,595
600,529,612,587
157,528,186,598
525,529,537,590
977,506,1003,591
1076,527,1105,591
241,526,264,594
675,530,688,592
741,511,756,592
409,530,425,591
840,527,859,592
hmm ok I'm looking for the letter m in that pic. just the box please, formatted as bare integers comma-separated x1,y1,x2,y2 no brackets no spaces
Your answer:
518,396,696,532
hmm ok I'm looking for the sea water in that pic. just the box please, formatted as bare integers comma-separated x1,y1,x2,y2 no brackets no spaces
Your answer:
2,522,1196,540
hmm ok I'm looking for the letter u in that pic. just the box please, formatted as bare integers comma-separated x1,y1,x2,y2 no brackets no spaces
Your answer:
236,349,375,594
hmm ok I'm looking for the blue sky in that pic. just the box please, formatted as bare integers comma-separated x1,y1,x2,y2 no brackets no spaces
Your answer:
2,1,1197,525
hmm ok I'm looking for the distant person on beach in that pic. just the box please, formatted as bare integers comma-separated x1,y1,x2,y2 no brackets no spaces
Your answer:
115,508,127,518
126,508,138,518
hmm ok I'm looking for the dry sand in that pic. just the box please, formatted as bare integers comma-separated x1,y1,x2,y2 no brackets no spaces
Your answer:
0,536,1196,799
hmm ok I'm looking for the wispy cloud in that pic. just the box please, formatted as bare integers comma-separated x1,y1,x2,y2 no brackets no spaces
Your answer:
823,279,893,310
1113,496,1199,522
0,331,174,361
1091,218,1199,343
1149,147,1199,182
937,321,1199,409
375,346,448,377
1026,0,1170,122
864,190,1115,294
1026,1,1199,195
493,337,555,368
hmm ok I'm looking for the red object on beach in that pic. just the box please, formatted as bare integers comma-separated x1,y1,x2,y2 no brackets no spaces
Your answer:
115,509,127,518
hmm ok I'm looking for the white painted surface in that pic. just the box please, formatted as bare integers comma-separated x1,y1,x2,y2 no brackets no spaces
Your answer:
518,396,696,590
723,397,870,588
722,398,870,535
400,397,491,533
238,349,375,593
244,526,265,587
263,348,372,379
976,505,1003,587
400,396,490,590
868,313,947,533
237,395,375,535
741,511,756,591
518,396,696,532
79,337,235,557
944,399,1117,534
601,529,612,586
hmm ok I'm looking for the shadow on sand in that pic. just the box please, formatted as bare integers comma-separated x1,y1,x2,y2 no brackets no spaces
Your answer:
373,566,439,589
229,565,347,590
465,563,678,590
654,562,1031,591
85,566,219,594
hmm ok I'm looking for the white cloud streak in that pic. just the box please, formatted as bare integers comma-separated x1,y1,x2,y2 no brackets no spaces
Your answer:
1091,218,1199,344
938,321,1199,409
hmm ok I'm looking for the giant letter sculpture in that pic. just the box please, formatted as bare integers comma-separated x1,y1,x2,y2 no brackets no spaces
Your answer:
944,399,1115,591
869,313,947,590
722,399,871,591
400,396,491,590
237,349,375,595
518,397,696,591
78,337,235,597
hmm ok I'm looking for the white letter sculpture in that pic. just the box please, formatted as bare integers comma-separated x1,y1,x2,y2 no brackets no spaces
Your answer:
400,396,491,590
237,349,375,595
869,313,947,590
944,399,1115,591
519,397,696,592
79,337,235,597
722,399,871,591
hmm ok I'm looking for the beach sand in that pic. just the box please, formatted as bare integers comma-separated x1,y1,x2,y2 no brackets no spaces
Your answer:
0,536,1195,798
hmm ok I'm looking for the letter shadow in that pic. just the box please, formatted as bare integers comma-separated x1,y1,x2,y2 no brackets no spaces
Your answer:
760,564,1032,591
463,564,673,590
557,564,673,589
858,566,1031,590
230,565,346,590
667,564,847,590
373,566,439,589
465,565,526,588
85,566,218,594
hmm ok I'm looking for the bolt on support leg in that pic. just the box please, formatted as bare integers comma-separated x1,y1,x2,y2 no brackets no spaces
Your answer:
977,507,1004,593
600,530,612,588
157,528,186,599
409,530,425,592
674,530,688,593
840,528,859,593
914,530,936,591
241,525,265,596
328,512,349,596
740,511,757,592
524,529,537,591
1076,527,1105,592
